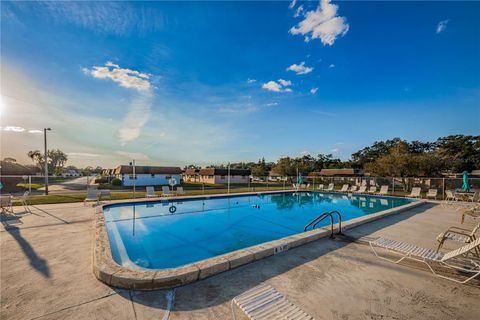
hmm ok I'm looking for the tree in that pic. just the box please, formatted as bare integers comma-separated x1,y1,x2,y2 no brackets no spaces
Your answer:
435,135,480,172
27,149,68,175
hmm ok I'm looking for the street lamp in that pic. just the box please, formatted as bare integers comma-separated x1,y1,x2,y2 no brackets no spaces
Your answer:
129,160,136,199
44,128,51,195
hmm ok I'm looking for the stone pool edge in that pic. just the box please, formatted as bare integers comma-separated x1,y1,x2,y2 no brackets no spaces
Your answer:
92,193,425,290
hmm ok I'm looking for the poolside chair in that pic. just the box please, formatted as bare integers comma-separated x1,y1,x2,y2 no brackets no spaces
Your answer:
326,183,334,192
176,186,185,195
445,190,457,202
12,191,31,214
436,223,479,253
355,185,367,194
317,184,324,191
369,237,480,284
367,186,377,194
349,185,358,193
162,186,173,197
426,189,438,200
407,187,422,198
146,186,158,198
0,195,13,214
339,184,349,192
99,190,111,203
231,284,315,320
461,205,480,224
377,185,389,196
84,188,99,206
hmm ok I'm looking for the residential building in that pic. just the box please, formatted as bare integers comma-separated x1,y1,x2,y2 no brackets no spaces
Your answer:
113,165,182,187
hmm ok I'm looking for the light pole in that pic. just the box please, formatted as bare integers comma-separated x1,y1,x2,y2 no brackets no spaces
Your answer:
129,160,136,199
44,128,51,195
227,163,231,194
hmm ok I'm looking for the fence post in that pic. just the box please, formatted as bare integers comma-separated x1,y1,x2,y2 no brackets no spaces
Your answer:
28,175,32,194
392,177,395,195
312,176,315,191
266,176,269,191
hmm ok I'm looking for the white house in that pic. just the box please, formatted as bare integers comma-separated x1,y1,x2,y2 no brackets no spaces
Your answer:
114,165,182,187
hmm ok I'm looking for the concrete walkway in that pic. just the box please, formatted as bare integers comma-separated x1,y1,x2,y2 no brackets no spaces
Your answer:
1,201,479,320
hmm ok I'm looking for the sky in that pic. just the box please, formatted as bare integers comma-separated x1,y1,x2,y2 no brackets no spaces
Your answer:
1,0,479,168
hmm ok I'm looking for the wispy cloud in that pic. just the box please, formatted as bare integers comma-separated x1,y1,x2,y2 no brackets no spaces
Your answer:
262,79,292,93
330,148,339,153
328,64,335,68
68,152,101,158
287,61,313,75
294,5,304,18
82,61,151,91
265,102,278,107
310,87,318,94
247,78,257,84
83,61,154,146
290,0,349,46
115,151,150,161
289,0,297,9
117,92,153,146
2,126,25,132
28,129,42,134
436,20,449,34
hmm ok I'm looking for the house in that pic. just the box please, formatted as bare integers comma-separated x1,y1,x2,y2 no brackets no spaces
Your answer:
183,168,202,182
113,165,182,187
0,160,39,192
309,168,364,177
184,168,251,184
61,169,82,177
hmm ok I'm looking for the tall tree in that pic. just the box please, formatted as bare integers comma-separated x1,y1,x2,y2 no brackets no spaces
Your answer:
27,149,68,175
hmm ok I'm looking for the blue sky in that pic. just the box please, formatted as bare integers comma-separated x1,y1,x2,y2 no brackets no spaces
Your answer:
1,1,479,168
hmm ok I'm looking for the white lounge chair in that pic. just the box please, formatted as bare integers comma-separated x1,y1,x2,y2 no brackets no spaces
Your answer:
377,185,389,196
99,190,111,203
326,183,334,192
426,189,438,200
231,284,315,320
355,186,367,194
370,237,480,284
349,185,358,193
84,188,98,206
436,223,479,253
162,186,173,197
408,187,422,198
12,191,31,214
367,186,377,194
146,186,157,198
176,186,185,195
317,184,324,191
339,184,349,192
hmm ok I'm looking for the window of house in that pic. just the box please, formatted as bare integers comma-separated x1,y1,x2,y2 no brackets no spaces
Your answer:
129,174,137,180
221,175,225,179
165,176,171,180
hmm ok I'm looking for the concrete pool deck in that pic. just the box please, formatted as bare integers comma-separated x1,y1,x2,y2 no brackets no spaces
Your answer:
1,200,479,319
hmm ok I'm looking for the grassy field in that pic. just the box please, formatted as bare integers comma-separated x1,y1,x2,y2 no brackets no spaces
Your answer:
16,183,44,190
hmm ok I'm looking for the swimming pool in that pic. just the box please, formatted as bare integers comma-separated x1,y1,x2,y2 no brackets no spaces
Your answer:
102,192,415,270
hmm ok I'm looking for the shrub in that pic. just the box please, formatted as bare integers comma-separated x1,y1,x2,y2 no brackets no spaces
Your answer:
111,178,122,186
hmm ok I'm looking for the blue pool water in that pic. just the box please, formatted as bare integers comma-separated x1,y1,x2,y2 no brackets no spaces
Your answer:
103,192,414,269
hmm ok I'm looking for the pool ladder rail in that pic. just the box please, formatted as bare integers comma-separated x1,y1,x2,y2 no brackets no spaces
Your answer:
304,210,343,238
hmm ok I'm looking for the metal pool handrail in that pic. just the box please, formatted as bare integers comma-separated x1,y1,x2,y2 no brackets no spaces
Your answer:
304,210,343,238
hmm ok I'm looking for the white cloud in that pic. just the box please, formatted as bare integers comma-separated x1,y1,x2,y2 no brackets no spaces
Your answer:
115,151,150,161
68,152,101,158
328,64,335,68
247,78,257,84
330,148,339,153
265,102,278,107
117,92,153,146
294,5,304,18
290,0,349,46
278,79,292,87
3,126,25,132
262,81,282,92
83,61,151,91
262,79,292,93
436,20,449,34
310,87,318,94
289,0,297,9
287,61,314,75
28,129,42,134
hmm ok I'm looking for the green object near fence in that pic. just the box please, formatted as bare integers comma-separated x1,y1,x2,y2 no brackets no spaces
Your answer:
462,171,470,191
0,182,3,190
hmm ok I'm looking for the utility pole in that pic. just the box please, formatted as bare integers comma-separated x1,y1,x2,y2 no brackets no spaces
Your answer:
44,128,51,195
130,160,136,199
227,163,231,194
